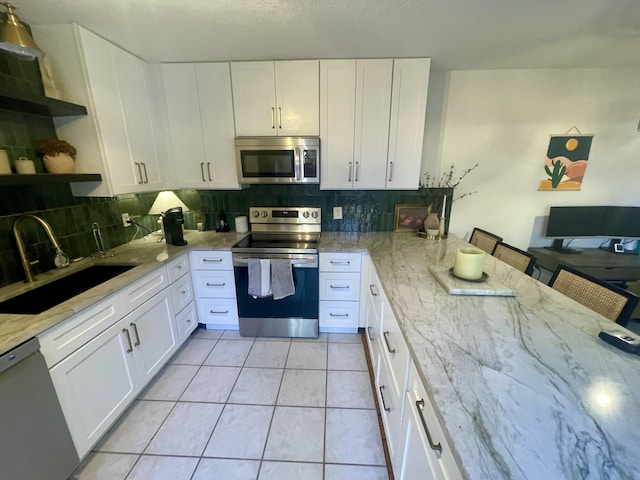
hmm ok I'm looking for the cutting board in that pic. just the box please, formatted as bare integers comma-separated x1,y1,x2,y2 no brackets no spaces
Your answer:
429,265,516,297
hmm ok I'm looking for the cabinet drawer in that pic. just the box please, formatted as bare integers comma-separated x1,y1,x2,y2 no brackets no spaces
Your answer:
319,300,359,330
176,302,198,343
191,250,233,270
196,298,239,327
319,252,362,272
38,293,125,368
166,253,190,283
319,272,361,301
367,263,385,322
193,270,236,298
171,274,194,314
119,266,169,313
379,300,410,401
377,349,404,471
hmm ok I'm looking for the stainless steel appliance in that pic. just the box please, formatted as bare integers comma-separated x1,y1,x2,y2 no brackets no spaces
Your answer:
0,338,79,480
235,136,320,184
232,207,321,337
162,207,187,246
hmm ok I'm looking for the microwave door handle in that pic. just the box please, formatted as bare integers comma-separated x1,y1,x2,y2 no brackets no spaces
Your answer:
295,148,301,181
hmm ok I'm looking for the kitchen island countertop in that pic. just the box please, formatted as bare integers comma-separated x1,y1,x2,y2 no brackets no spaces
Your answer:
320,231,640,480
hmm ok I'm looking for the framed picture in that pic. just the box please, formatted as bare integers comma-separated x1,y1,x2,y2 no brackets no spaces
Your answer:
394,204,428,232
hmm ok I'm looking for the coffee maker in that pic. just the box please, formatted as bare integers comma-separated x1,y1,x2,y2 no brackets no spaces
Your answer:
162,207,187,246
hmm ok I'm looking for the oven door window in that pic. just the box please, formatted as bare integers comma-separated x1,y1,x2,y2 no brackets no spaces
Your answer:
240,150,295,178
234,265,318,319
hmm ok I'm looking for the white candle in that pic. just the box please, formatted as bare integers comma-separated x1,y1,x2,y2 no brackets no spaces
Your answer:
441,194,447,218
453,248,485,280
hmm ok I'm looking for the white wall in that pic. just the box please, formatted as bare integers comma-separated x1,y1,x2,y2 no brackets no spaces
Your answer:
422,68,640,250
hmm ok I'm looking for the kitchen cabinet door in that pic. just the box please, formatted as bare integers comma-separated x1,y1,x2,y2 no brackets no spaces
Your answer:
231,60,319,136
49,319,139,458
386,58,430,189
320,60,357,189
125,288,179,385
162,63,241,190
354,59,393,189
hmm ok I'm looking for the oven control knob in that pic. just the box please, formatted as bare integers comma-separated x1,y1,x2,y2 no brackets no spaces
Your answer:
261,210,268,218
252,211,260,218
303,211,310,218
311,211,319,218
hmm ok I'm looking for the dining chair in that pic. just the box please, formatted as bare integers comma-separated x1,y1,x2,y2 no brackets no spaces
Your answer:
549,264,639,326
469,228,502,254
492,242,537,276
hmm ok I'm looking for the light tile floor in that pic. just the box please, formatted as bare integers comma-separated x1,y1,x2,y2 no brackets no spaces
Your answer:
70,329,390,480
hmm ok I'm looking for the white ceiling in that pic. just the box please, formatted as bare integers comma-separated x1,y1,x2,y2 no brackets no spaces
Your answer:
14,0,640,70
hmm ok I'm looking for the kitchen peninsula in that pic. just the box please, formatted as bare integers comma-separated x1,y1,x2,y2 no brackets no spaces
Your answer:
1,231,638,479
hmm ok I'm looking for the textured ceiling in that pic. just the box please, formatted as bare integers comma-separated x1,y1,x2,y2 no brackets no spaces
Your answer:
13,0,640,70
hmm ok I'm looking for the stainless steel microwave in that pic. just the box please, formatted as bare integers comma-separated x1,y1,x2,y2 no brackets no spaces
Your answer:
235,136,320,184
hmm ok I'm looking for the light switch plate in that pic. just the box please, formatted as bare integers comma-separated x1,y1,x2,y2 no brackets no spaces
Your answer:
333,207,343,220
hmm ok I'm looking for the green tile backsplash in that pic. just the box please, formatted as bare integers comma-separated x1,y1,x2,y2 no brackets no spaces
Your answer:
0,46,452,287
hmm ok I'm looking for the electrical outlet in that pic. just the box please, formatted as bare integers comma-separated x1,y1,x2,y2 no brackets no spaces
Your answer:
121,213,131,227
333,206,343,220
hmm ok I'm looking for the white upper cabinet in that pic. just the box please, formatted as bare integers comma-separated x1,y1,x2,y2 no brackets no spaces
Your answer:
161,63,240,189
32,24,168,196
231,61,319,136
320,58,430,190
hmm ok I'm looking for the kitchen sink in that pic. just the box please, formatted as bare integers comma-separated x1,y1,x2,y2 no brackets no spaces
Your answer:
0,264,136,314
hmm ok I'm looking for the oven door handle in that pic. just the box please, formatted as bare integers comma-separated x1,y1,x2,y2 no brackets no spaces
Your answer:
232,256,318,268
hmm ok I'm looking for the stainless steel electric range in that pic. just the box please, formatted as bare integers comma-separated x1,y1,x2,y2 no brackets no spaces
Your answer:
231,207,321,338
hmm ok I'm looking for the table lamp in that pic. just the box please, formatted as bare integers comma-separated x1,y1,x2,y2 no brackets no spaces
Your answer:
148,191,190,235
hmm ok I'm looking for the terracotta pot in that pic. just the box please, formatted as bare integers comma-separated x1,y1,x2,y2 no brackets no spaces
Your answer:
43,153,74,174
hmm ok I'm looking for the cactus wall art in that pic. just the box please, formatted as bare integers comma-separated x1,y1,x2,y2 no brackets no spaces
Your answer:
539,131,593,190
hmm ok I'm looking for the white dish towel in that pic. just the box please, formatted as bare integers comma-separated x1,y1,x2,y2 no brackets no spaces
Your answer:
271,259,295,300
248,259,272,298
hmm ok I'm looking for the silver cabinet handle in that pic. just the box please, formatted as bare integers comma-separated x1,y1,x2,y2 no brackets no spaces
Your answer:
203,258,223,263
388,161,394,182
180,290,187,295
383,331,396,355
379,385,391,412
329,313,350,317
206,282,226,287
329,285,350,289
207,162,212,181
369,284,379,296
200,162,206,182
278,106,282,128
367,326,374,341
355,161,359,182
210,309,229,314
330,260,350,265
141,162,149,183
348,162,352,182
416,399,443,456
186,318,191,323
135,162,143,184
130,323,140,346
123,328,133,353
271,107,275,129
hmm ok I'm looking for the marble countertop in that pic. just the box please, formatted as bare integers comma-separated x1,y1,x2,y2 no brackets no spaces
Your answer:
320,232,640,480
0,230,244,356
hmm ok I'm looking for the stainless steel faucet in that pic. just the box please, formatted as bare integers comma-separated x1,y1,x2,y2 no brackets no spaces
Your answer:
13,214,69,283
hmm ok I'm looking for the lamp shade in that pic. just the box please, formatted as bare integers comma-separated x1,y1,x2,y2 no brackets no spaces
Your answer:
148,191,190,215
0,2,43,60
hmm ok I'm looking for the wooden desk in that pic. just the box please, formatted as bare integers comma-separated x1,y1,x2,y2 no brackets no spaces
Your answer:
528,247,640,282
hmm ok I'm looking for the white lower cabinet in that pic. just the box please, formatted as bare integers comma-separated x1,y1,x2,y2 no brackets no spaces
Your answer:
319,252,362,333
191,250,238,329
376,346,404,472
38,264,187,459
399,365,463,480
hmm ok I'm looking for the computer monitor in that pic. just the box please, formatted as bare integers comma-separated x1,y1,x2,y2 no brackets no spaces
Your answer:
545,206,640,253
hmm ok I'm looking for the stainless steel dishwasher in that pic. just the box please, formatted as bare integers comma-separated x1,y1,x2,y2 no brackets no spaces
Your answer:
0,338,79,480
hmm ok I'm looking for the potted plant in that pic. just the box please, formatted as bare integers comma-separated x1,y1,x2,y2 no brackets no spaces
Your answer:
35,139,77,174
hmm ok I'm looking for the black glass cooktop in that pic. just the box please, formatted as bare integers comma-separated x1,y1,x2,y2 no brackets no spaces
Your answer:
232,233,319,253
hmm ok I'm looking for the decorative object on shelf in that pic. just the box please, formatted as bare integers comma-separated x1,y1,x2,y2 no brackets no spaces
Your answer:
394,204,429,232
539,126,594,191
0,149,11,174
37,55,62,100
0,2,43,60
14,157,35,174
35,139,77,174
